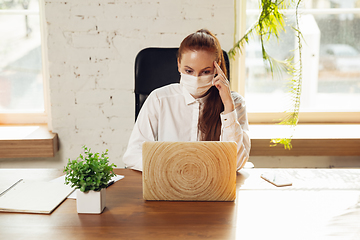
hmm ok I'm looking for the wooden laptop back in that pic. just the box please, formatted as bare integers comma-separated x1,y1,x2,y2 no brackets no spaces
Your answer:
142,141,237,201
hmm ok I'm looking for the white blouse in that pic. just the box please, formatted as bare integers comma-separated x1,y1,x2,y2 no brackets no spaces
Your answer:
122,83,251,171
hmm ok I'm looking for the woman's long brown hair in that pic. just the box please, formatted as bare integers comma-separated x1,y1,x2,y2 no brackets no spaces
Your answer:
178,29,228,141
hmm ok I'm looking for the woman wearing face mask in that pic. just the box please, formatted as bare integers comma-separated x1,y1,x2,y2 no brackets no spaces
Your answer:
123,29,251,171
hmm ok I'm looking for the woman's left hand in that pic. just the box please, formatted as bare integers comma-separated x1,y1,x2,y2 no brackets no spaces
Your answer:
212,61,235,114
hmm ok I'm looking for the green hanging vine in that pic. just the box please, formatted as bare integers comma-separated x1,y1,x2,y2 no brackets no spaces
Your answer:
229,0,303,150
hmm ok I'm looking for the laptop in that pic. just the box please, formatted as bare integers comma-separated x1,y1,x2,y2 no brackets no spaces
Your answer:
142,141,237,201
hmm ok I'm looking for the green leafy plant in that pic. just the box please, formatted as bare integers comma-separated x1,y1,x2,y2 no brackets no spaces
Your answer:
229,0,303,149
64,146,117,192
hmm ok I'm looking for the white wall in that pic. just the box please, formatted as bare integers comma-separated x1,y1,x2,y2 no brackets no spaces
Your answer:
0,0,235,168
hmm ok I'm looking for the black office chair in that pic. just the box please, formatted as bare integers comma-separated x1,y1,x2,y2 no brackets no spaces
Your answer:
134,47,230,120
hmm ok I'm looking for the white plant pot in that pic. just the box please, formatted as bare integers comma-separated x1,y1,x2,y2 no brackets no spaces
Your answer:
76,188,106,214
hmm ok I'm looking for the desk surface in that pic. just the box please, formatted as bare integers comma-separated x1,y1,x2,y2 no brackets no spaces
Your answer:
0,168,359,240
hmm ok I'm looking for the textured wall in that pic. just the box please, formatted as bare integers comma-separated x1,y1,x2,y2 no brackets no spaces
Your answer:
0,0,235,168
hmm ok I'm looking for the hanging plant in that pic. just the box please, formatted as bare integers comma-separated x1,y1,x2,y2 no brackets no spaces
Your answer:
229,0,303,149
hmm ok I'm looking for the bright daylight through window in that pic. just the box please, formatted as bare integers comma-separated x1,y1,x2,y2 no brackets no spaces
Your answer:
245,0,360,113
0,0,44,114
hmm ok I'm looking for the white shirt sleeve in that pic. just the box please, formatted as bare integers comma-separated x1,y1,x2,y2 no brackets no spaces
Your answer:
219,91,251,170
122,91,159,171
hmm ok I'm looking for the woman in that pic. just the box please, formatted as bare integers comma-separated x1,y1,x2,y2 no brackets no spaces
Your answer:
123,29,250,171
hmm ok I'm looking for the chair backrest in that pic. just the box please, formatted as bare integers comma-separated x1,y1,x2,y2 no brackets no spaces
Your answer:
134,47,230,120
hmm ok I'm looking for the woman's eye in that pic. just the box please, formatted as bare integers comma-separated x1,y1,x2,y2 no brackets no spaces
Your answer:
185,69,193,74
201,70,212,75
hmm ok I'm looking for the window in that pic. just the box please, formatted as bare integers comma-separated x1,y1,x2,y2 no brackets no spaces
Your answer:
0,0,47,124
237,0,360,123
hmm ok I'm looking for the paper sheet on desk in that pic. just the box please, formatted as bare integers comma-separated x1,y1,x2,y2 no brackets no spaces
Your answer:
51,174,124,199
0,180,74,214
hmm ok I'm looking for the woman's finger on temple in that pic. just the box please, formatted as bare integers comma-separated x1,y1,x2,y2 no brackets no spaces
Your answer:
214,61,227,80
214,61,223,74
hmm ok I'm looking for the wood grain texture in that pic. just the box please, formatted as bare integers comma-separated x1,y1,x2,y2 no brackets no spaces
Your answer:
0,169,237,240
249,124,360,156
142,141,237,201
1,168,360,240
250,139,360,156
0,125,59,158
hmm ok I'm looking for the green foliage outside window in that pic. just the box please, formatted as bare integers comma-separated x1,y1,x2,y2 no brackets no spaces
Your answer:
229,0,303,149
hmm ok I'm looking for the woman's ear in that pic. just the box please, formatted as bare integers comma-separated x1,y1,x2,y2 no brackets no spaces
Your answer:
177,58,181,73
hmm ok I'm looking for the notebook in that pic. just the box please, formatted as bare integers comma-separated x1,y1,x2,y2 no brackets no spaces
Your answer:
0,180,74,214
142,141,237,201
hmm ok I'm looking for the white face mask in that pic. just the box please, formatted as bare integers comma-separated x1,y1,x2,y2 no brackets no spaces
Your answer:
180,73,214,98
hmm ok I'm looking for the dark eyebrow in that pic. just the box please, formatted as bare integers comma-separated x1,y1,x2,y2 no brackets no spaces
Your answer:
202,67,212,70
201,67,213,72
184,66,194,70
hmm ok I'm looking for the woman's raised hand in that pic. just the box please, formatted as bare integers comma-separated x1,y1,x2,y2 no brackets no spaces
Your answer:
212,61,235,114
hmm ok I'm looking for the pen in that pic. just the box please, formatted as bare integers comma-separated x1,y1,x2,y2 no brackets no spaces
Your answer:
107,180,115,188
0,179,23,197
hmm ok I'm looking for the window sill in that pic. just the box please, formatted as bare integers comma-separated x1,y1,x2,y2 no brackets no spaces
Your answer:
0,124,358,158
0,124,59,158
249,124,360,156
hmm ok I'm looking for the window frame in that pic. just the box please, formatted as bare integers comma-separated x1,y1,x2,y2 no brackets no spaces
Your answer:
0,0,50,128
232,1,360,124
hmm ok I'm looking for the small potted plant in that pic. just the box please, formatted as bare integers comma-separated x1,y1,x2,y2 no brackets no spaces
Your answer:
64,145,117,214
